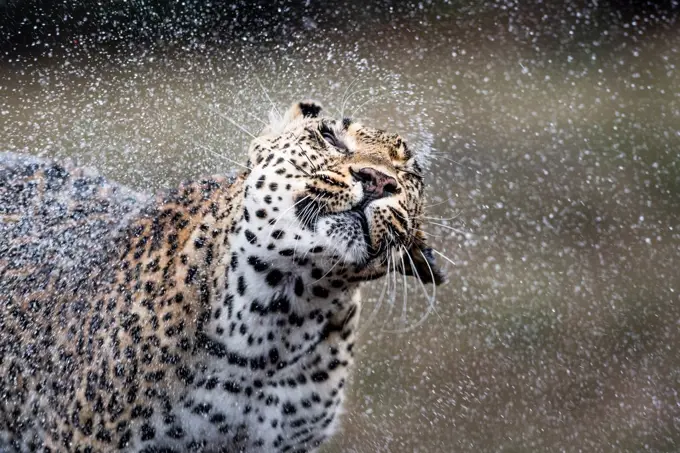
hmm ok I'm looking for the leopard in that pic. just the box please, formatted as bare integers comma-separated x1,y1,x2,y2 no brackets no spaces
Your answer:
0,100,444,453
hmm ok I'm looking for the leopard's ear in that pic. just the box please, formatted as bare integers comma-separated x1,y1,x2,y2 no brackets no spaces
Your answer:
291,100,323,119
262,100,323,136
398,232,446,286
281,100,323,124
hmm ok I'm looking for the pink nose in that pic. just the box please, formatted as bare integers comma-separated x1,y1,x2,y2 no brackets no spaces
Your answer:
352,167,399,199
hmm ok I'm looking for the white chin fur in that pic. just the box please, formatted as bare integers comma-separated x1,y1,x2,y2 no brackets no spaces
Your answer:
315,214,369,266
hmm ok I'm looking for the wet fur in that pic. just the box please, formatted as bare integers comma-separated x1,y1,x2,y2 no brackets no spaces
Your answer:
0,101,442,452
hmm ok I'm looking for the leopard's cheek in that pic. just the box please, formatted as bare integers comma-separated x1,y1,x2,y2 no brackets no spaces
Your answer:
303,173,362,215
400,181,424,216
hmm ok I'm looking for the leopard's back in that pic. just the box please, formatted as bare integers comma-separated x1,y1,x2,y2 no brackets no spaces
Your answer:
0,153,150,450
0,152,149,298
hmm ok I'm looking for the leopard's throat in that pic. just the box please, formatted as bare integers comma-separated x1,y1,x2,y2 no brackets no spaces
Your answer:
120,173,362,451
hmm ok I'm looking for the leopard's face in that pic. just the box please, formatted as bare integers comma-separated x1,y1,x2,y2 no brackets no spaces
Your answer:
242,101,444,285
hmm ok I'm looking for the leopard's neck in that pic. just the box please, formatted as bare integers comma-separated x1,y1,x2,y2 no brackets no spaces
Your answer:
200,244,361,380
197,182,363,380
127,174,362,377
104,172,361,450
154,174,362,451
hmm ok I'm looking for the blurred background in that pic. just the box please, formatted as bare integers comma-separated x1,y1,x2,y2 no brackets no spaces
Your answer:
2,1,680,451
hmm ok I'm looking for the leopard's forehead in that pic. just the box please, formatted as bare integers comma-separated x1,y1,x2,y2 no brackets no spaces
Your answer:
254,117,418,171
252,100,431,174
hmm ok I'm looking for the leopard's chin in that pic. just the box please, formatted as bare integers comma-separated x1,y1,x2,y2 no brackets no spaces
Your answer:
314,210,400,275
312,211,372,267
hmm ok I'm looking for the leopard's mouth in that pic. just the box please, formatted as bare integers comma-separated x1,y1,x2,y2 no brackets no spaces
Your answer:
346,209,376,261
293,193,399,268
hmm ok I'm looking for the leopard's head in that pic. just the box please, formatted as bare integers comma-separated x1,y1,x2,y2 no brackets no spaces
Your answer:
242,100,445,286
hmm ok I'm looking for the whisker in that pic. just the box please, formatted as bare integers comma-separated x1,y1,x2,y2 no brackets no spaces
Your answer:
265,194,316,240
381,246,400,328
431,248,457,268
244,111,268,126
270,196,311,232
342,87,373,118
295,196,322,236
426,221,472,236
383,296,435,335
382,247,399,327
414,228,441,239
299,204,330,263
357,256,391,338
378,249,393,326
255,76,281,120
196,144,252,171
310,252,343,284
423,212,462,222
350,93,389,118
298,148,320,173
287,159,311,176
398,251,409,325
424,197,456,209
383,246,438,334
405,246,433,304
291,196,324,260
340,75,362,119
418,248,443,323
197,100,257,140
430,155,482,174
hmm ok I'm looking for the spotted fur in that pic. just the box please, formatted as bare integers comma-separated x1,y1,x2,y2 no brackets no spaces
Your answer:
0,101,444,453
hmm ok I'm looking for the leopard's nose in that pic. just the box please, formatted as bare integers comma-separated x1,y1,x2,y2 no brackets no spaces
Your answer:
351,167,399,199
